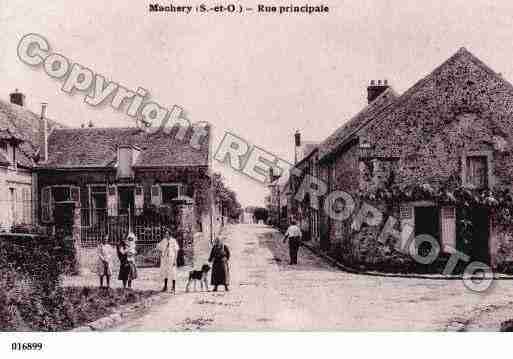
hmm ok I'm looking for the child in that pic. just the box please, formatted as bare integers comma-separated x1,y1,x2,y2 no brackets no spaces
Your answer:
96,235,113,288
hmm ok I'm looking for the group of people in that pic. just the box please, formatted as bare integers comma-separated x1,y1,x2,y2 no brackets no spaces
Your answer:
96,232,138,290
95,229,231,293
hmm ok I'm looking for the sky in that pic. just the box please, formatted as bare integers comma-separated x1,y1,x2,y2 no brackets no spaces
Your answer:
2,0,513,206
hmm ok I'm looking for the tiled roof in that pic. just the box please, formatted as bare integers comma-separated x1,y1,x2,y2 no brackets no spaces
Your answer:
318,87,398,161
0,99,63,168
361,48,513,155
39,124,210,169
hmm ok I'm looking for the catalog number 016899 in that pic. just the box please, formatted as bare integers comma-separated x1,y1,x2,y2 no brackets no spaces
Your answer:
11,342,43,351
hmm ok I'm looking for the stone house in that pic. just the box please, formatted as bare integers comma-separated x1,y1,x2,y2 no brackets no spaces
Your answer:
35,123,213,268
289,144,320,242
317,48,513,272
0,91,62,231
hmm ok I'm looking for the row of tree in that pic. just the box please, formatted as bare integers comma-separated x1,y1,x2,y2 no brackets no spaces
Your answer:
211,172,243,222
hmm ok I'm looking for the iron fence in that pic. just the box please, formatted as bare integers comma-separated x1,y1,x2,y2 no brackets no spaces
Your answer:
77,205,179,267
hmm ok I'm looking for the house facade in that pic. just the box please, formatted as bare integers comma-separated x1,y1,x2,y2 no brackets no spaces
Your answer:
35,124,213,268
0,91,62,231
313,48,513,272
289,146,320,242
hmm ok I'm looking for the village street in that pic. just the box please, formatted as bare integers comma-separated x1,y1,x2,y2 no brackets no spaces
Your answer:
110,224,513,331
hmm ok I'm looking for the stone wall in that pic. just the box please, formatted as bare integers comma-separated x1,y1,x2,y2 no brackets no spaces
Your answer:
317,50,513,271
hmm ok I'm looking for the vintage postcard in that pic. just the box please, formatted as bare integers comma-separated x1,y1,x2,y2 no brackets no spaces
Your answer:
1,0,513,357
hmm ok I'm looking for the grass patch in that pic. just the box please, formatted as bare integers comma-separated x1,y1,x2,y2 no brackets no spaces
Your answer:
0,285,158,331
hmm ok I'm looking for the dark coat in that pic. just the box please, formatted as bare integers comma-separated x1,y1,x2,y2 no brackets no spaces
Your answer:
117,245,137,281
208,244,230,286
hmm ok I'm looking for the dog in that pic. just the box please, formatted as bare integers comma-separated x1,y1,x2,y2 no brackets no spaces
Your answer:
185,264,211,292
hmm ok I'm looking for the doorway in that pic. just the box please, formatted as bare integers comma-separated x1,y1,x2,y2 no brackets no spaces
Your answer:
118,186,135,215
470,207,490,264
414,206,440,239
54,202,75,237
414,206,440,257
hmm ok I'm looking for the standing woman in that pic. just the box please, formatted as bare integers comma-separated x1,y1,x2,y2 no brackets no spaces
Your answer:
157,229,179,294
208,237,230,292
117,233,138,289
96,235,113,288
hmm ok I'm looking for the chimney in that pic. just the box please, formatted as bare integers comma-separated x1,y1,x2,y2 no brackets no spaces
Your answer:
294,130,301,147
9,89,25,106
39,103,48,162
294,130,301,164
367,79,389,104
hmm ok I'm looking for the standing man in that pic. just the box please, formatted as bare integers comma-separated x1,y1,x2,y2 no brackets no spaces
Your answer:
157,228,180,294
283,219,302,265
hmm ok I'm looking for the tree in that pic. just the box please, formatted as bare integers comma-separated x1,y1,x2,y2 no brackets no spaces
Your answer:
211,173,243,222
253,207,268,223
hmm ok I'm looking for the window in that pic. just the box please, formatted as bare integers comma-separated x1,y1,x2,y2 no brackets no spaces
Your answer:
0,142,15,167
162,184,181,204
466,156,488,189
89,186,107,227
22,187,31,224
52,187,70,202
118,186,135,214
9,188,16,225
0,142,7,156
91,186,107,209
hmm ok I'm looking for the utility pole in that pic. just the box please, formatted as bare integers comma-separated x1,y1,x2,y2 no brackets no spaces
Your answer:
208,124,214,246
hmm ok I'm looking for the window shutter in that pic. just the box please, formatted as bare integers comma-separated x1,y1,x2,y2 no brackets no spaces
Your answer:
441,206,456,253
23,188,31,224
107,185,118,216
41,186,53,223
151,185,161,206
135,186,144,215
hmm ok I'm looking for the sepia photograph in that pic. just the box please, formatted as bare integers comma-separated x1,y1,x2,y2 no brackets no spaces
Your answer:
1,0,513,357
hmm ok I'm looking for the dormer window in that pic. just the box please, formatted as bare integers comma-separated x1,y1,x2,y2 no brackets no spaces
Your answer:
0,142,7,162
117,145,141,178
0,141,16,168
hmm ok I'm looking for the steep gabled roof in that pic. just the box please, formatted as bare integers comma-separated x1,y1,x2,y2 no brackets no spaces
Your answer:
39,124,210,169
0,99,64,168
363,47,513,158
319,87,398,161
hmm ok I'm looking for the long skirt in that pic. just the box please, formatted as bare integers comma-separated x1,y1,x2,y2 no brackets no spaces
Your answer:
118,261,138,281
211,258,230,286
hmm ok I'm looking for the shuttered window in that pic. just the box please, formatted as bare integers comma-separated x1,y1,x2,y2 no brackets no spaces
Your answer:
135,186,144,215
41,186,53,223
151,185,161,206
107,185,118,216
466,156,488,189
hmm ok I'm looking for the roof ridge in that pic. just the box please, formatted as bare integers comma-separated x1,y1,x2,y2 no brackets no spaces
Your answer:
354,47,513,142
378,47,509,115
